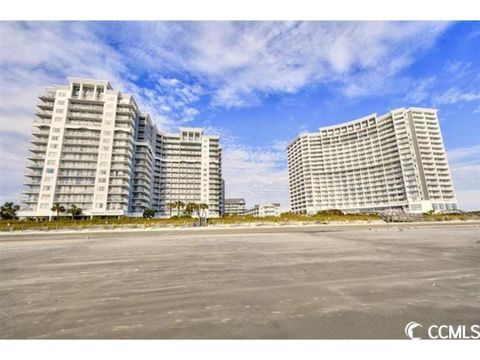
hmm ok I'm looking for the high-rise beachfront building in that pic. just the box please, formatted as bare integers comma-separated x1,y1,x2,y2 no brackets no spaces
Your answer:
20,77,223,218
287,108,457,214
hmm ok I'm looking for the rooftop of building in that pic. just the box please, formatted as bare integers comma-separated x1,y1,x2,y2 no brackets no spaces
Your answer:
225,198,246,204
287,107,438,149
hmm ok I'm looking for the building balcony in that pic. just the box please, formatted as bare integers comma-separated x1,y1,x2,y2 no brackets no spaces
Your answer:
69,104,104,113
59,163,97,170
36,110,53,118
27,152,46,160
57,172,96,178
63,131,100,139
56,180,95,186
25,161,44,169
39,92,56,100
66,120,102,128
36,101,54,111
32,128,50,136
67,111,103,120
55,190,94,195
24,170,43,177
33,119,52,126
62,147,99,154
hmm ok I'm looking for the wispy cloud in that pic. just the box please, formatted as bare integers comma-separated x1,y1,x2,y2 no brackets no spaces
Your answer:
112,21,451,106
434,88,480,105
404,77,437,104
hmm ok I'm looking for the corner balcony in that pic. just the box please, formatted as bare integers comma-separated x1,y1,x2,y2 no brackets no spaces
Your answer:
23,186,41,194
32,128,51,136
36,110,53,118
27,152,46,160
33,118,52,127
37,101,54,110
39,92,56,100
25,160,45,169
24,170,43,177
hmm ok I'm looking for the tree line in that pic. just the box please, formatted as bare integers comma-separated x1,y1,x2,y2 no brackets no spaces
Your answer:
0,201,209,220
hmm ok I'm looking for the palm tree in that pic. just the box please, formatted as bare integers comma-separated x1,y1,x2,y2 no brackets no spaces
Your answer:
199,203,209,217
167,202,176,218
185,202,199,217
177,201,185,217
68,205,82,219
192,203,200,217
143,208,155,219
51,203,65,220
0,202,20,220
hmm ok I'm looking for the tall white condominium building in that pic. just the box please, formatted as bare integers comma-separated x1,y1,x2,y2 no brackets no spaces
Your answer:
287,108,457,215
20,78,223,218
134,117,224,217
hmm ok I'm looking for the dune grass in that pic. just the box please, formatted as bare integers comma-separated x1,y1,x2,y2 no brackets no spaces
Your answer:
1,210,478,232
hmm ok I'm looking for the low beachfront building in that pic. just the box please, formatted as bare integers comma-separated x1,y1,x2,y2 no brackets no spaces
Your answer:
246,203,281,217
224,198,246,215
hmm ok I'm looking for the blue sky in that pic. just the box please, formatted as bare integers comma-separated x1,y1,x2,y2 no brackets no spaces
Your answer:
0,21,479,209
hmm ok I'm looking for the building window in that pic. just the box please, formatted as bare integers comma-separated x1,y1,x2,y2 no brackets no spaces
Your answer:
46,168,54,174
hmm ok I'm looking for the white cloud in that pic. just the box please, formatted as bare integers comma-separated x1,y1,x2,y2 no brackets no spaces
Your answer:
447,144,480,163
404,77,436,104
434,88,480,105
120,21,451,105
222,143,290,210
